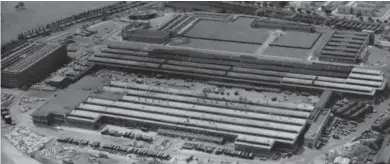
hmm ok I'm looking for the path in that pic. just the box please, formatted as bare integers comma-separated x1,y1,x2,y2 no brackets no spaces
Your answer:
253,31,279,58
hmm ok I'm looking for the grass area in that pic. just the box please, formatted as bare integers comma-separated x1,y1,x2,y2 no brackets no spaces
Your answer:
271,31,321,49
263,46,310,60
184,18,269,44
88,20,125,38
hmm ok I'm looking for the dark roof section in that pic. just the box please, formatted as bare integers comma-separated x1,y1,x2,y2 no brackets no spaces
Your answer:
316,30,369,64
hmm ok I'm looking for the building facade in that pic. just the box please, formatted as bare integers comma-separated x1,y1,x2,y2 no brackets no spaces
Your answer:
1,43,67,88
304,110,332,148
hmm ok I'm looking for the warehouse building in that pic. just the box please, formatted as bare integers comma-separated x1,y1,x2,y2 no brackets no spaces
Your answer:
304,110,332,148
57,80,317,153
308,90,333,124
89,43,387,96
1,42,68,88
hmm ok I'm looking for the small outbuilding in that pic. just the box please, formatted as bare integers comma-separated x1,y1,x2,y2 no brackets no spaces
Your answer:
47,76,70,88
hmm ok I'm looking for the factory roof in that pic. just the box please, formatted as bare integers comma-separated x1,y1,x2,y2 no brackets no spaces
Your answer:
4,43,62,73
109,81,315,112
305,110,331,139
77,101,299,144
315,90,333,110
90,41,386,96
103,86,311,119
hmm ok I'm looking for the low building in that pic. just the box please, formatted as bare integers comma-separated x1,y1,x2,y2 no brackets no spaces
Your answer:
308,90,333,124
90,43,387,96
33,78,316,154
234,135,274,155
47,76,70,89
304,110,332,148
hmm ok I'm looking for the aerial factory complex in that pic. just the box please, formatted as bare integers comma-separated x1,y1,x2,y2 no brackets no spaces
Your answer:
2,1,390,164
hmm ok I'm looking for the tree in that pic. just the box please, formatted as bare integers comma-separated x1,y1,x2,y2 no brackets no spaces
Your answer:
218,9,226,13
324,9,332,16
17,33,25,40
359,16,364,21
297,8,302,13
278,1,289,8
356,12,362,18
101,12,109,21
290,6,295,12
306,10,311,14
384,20,388,24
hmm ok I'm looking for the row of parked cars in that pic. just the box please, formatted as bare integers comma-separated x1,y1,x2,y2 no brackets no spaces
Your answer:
57,136,170,160
181,142,254,160
57,136,91,146
101,144,170,160
215,148,254,160
182,143,215,153
101,128,153,143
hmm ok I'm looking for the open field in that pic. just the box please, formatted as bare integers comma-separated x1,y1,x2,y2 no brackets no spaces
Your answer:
271,32,321,49
88,20,128,38
184,18,270,44
168,37,260,53
263,46,310,60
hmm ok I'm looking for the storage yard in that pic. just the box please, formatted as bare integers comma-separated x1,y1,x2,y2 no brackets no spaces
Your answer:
2,1,390,164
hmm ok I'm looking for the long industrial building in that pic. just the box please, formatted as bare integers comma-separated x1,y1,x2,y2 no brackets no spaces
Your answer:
1,42,67,88
64,81,315,152
88,43,387,96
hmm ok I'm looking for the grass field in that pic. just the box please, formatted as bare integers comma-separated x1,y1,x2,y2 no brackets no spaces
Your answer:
271,31,321,49
184,18,270,44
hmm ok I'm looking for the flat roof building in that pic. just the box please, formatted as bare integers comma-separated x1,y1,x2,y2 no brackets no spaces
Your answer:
1,42,67,88
308,90,333,123
304,110,332,148
43,79,317,153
